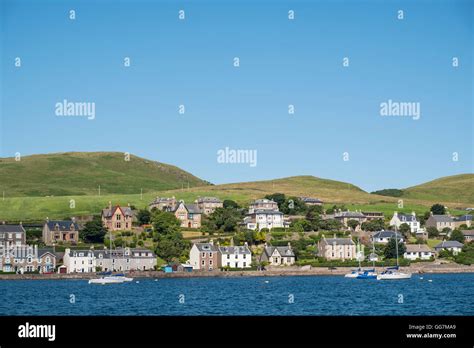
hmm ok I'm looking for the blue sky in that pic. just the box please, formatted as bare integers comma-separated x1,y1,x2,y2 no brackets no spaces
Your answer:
1,0,472,192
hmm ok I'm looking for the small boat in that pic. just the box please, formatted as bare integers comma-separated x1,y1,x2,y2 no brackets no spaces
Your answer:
356,269,377,279
110,273,134,282
88,277,124,285
377,228,411,281
377,266,411,280
345,269,362,278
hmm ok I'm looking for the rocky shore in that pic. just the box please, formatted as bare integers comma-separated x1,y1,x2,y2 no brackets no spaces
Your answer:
1,262,473,280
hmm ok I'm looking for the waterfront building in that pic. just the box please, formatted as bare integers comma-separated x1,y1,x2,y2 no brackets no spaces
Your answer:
218,242,252,268
317,235,356,260
42,219,80,245
0,223,26,248
189,241,219,270
259,243,295,266
403,244,434,260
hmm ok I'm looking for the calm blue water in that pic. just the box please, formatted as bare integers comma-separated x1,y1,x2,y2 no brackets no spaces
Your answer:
1,274,473,315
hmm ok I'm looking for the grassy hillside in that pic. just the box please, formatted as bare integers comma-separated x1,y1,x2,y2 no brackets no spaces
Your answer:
402,174,474,205
0,152,209,197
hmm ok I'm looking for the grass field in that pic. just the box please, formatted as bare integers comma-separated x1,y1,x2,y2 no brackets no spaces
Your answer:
0,152,472,222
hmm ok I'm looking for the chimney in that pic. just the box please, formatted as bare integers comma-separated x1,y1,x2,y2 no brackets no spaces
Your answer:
244,242,248,247
2,221,4,224
46,217,49,222
209,239,214,246
264,242,268,248
109,201,112,210
394,211,398,216
430,211,433,216
19,221,22,225
333,234,336,239
412,211,416,217
287,242,291,250
72,217,75,223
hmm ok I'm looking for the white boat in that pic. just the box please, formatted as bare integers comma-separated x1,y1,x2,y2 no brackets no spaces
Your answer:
345,269,362,278
88,277,124,285
109,274,133,282
377,228,411,280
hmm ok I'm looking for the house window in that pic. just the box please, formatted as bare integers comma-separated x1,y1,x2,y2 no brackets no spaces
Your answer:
116,214,121,220
70,233,75,239
243,262,246,267
209,260,213,265
227,254,230,259
201,260,205,266
202,252,205,258
46,257,51,263
209,252,213,257
116,222,121,229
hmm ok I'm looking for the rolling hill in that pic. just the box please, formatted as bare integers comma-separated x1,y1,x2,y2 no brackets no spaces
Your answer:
401,174,474,205
0,152,209,197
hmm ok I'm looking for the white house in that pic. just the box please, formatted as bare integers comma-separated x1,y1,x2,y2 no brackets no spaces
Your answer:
371,230,404,244
218,243,252,268
403,244,434,260
63,248,95,273
244,210,287,230
259,243,295,266
434,241,464,255
390,212,421,234
63,247,156,273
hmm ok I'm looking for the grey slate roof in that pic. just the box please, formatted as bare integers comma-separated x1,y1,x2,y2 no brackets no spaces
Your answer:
454,215,472,222
405,244,432,253
219,246,251,255
196,197,222,203
323,237,355,245
398,213,417,222
250,209,283,215
373,230,403,239
335,211,366,218
263,245,295,258
462,230,474,236
46,220,79,231
102,206,134,218
0,224,25,233
434,241,464,249
431,215,454,223
195,243,219,252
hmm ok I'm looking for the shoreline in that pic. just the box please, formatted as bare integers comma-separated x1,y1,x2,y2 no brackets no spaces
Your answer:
1,263,474,280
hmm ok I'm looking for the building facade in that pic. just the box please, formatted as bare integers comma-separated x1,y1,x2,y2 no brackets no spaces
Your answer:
371,230,404,244
0,224,26,248
195,197,223,215
101,204,134,231
149,196,177,212
189,241,219,270
317,235,356,260
390,212,421,233
259,243,295,266
0,245,56,273
218,243,252,268
173,201,202,228
403,244,434,260
42,220,80,245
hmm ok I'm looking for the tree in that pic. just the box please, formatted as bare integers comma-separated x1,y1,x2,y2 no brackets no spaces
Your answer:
442,227,452,237
383,238,406,259
427,226,439,238
265,193,286,208
136,209,151,225
80,216,107,243
319,219,343,231
223,199,239,209
398,223,411,238
203,207,241,233
155,231,190,262
450,229,465,243
305,206,322,231
361,219,385,232
290,219,312,232
151,210,181,236
347,219,359,232
280,197,307,215
430,204,446,215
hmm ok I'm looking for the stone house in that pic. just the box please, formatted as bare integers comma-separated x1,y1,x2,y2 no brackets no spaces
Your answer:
189,241,219,270
173,201,202,228
195,197,223,215
0,224,26,248
317,235,356,260
42,219,80,245
101,204,134,231
149,196,177,212
259,243,295,266
0,245,56,273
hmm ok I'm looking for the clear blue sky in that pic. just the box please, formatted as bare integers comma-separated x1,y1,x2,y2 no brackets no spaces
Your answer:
1,0,472,192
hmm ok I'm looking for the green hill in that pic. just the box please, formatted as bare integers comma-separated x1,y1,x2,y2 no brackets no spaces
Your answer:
401,174,474,205
0,152,209,197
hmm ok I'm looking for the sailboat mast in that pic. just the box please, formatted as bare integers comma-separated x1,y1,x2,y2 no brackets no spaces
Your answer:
395,227,399,267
